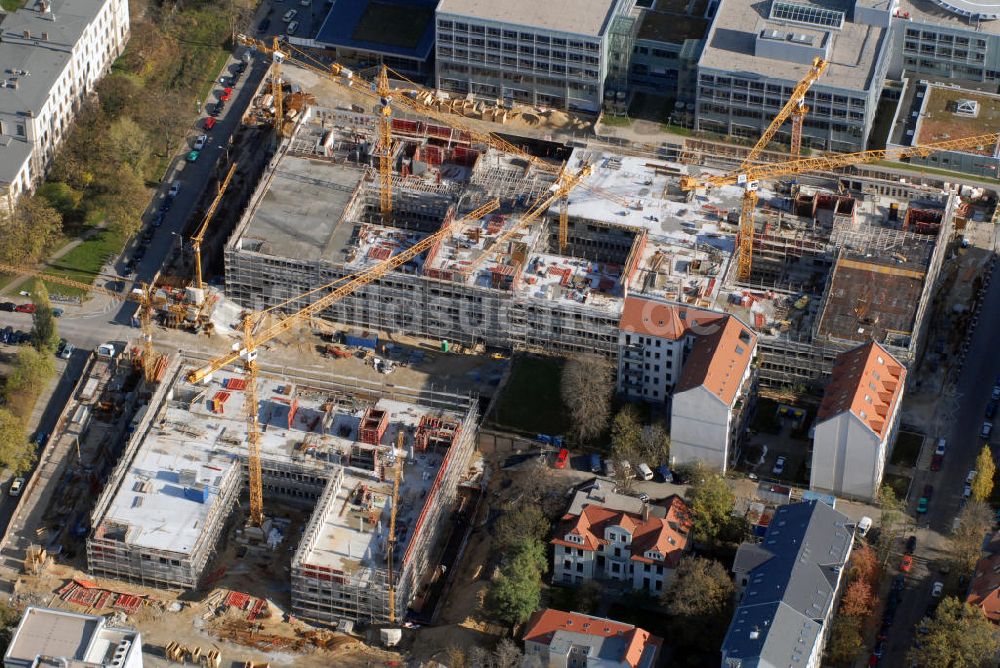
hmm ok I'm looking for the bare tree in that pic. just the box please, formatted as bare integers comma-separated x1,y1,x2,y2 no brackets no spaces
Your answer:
561,354,613,444
640,422,670,466
492,638,523,668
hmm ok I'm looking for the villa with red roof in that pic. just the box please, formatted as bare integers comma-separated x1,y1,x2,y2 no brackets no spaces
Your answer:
522,608,662,668
617,295,758,472
552,493,691,594
810,341,906,501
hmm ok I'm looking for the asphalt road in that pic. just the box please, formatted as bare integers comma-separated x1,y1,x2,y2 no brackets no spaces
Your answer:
882,236,1000,666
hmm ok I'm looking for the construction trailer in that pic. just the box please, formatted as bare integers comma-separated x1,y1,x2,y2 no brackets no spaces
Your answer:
86,355,479,619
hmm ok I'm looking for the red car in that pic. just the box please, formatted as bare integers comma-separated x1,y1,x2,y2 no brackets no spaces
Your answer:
900,554,913,573
220,86,233,102
203,116,216,130
930,454,943,471
14,303,35,314
554,448,569,469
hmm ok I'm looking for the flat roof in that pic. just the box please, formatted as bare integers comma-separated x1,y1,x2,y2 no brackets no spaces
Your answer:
698,0,887,90
436,0,620,37
914,83,1000,155
6,608,98,664
897,0,1000,33
315,0,438,60
637,6,711,43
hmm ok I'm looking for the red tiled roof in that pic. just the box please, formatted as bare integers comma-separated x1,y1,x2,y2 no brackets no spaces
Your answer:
551,496,692,567
618,296,726,341
967,553,1000,622
674,315,757,406
523,609,662,668
817,341,906,439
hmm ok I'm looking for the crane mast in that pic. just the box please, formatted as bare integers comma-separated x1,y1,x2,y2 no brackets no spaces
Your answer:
192,162,238,290
376,66,393,221
241,314,265,527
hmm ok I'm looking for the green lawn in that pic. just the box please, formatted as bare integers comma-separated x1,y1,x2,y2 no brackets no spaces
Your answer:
600,115,633,128
38,227,126,298
875,159,999,183
491,355,569,436
660,123,694,137
0,0,26,11
890,431,924,467
197,50,231,106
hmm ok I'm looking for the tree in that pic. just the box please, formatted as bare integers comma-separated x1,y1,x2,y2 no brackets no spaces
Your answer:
952,500,994,573
840,579,875,618
972,444,995,502
849,543,880,590
639,422,670,466
825,615,864,665
0,600,18,658
31,283,59,353
661,556,735,653
491,638,523,668
685,464,735,543
574,579,602,614
611,406,642,455
876,484,905,565
36,182,82,220
494,504,551,552
5,346,55,398
0,196,62,266
0,408,33,475
560,354,613,444
95,164,147,239
108,117,151,172
96,73,139,120
487,551,542,627
907,597,1000,668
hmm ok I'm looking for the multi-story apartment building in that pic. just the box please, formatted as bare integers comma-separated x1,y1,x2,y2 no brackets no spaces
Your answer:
723,500,855,667
890,0,1000,83
434,0,636,112
695,0,892,151
616,296,758,472
523,609,663,668
551,492,691,594
0,0,130,210
810,341,906,502
628,0,712,104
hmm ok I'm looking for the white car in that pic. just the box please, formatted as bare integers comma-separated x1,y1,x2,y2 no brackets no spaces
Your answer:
968,469,978,484
168,181,181,198
287,20,299,34
193,134,208,150
9,477,24,497
772,456,786,476
931,581,944,598
982,421,994,439
282,9,297,21
964,483,973,499
934,438,947,456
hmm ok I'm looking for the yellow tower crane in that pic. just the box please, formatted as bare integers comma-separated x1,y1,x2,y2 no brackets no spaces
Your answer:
0,263,164,382
182,194,540,527
681,132,1000,281
386,431,404,624
743,57,828,167
269,36,286,136
376,65,394,221
191,162,238,290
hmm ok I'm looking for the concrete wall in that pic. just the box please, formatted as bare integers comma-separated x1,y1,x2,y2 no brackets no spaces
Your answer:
810,413,882,501
670,386,730,471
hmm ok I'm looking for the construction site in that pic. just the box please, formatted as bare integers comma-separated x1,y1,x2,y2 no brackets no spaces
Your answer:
223,67,994,389
85,354,481,625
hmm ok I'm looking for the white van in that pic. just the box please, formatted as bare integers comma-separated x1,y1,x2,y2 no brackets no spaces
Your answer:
637,463,654,481
856,516,872,537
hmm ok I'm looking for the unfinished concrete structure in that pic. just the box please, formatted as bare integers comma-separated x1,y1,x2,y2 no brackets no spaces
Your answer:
87,355,478,623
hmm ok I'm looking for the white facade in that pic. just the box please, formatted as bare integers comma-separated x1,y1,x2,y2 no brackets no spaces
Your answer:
670,385,736,471
554,526,674,594
434,0,635,112
0,0,130,209
617,329,690,402
811,398,903,501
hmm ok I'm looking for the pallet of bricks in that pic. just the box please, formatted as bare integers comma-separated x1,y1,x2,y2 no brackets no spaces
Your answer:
223,590,270,621
57,579,144,614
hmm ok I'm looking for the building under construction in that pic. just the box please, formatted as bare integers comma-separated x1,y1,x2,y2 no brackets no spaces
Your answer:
220,99,981,389
86,355,479,623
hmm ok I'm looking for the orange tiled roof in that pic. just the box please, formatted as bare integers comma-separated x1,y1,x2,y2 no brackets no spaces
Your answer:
522,609,662,668
968,553,1000,622
551,496,692,567
618,296,726,341
817,341,906,439
674,315,757,406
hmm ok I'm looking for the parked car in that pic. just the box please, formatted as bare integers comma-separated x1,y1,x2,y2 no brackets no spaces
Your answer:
0,302,14,312
14,303,35,314
193,134,208,150
934,438,947,456
917,495,929,514
993,384,1000,401
905,535,917,554
982,421,994,439
168,181,181,198
772,456,786,476
635,491,650,503
8,478,24,497
186,150,200,162
900,554,913,573
287,20,299,35
923,483,934,500
930,454,944,471
553,448,568,469
1,326,12,343
988,401,998,419
283,9,297,21
204,116,217,130
52,307,63,317
32,431,48,447
59,343,74,360
55,338,66,356
931,581,944,598
964,483,973,499
258,17,271,32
